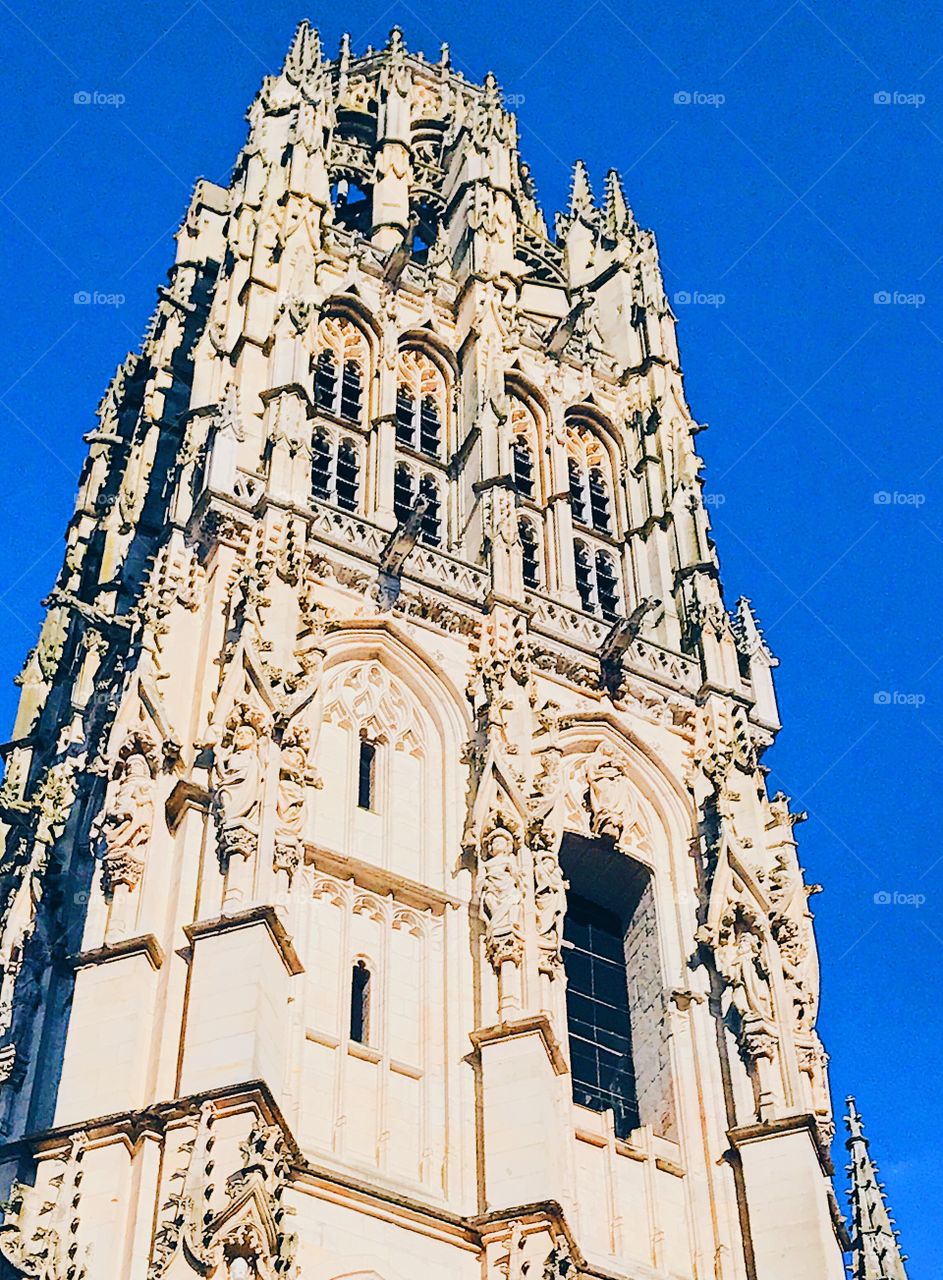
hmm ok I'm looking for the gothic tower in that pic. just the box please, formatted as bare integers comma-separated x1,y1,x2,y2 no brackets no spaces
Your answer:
0,21,886,1280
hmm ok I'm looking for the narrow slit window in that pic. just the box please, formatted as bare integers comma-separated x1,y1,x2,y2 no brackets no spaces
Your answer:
419,474,441,546
394,463,415,526
569,457,588,525
596,551,621,621
311,429,332,500
418,396,441,457
589,467,612,533
339,359,362,422
350,960,372,1044
314,350,337,412
335,438,359,511
513,438,535,499
574,540,595,612
396,386,415,445
357,739,377,810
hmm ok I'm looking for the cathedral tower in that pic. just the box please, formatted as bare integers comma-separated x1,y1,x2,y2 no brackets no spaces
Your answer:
0,21,883,1279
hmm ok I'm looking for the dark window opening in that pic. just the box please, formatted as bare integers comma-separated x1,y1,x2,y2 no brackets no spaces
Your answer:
513,439,535,499
410,201,440,264
311,430,332,500
314,351,337,412
520,518,540,589
394,463,415,526
350,960,372,1043
563,891,639,1139
589,467,612,533
336,438,359,512
574,541,594,612
596,552,621,622
332,178,373,236
569,458,587,524
419,396,441,457
339,360,362,422
396,387,415,445
358,739,376,810
419,474,441,546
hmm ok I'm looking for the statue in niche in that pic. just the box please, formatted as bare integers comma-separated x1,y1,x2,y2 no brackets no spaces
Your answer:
214,702,270,861
717,909,774,1025
478,824,524,968
533,840,567,973
93,738,158,901
274,723,318,881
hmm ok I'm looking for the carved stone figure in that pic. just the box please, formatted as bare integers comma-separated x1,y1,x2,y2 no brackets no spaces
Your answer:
533,844,567,973
478,825,524,968
95,751,156,895
213,703,270,863
584,743,643,848
716,909,774,1025
274,723,315,881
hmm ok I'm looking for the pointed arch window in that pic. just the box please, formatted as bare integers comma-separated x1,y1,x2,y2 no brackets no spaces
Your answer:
314,316,368,424
310,428,360,512
567,420,616,535
509,396,541,503
396,349,446,459
595,550,621,621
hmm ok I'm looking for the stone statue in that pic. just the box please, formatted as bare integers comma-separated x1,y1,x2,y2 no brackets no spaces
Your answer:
95,751,156,894
717,912,774,1024
214,703,269,862
478,825,524,968
274,724,313,881
585,744,635,844
533,844,567,973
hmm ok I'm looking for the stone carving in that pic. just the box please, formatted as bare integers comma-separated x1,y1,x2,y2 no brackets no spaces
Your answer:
533,841,567,974
213,702,271,864
478,823,524,968
715,905,774,1027
584,744,648,851
93,740,157,899
274,723,318,881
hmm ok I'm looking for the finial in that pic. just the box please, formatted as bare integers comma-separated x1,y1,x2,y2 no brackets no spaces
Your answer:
603,168,634,237
387,25,405,54
439,42,450,69
338,32,351,71
569,159,595,219
283,19,322,84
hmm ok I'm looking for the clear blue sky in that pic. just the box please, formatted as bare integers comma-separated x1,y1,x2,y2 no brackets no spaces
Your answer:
0,0,937,1269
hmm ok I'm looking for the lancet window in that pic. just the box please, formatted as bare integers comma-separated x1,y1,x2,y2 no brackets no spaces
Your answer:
313,316,368,424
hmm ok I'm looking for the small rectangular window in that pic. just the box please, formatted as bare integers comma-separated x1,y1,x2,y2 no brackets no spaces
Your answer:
357,739,377,810
350,961,371,1043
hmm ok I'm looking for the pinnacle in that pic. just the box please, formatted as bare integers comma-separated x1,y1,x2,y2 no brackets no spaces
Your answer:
603,168,634,236
283,19,322,84
569,159,595,219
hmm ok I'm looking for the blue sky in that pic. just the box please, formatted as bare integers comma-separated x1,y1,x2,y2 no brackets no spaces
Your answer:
0,0,938,1269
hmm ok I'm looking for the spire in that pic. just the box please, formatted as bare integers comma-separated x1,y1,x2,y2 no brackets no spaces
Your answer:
603,168,634,238
845,1098,909,1280
568,159,595,219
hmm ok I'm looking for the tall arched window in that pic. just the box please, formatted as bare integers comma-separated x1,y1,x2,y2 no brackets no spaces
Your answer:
393,463,442,547
396,349,447,460
310,428,360,512
510,397,540,501
313,316,368,424
519,516,541,589
567,421,615,535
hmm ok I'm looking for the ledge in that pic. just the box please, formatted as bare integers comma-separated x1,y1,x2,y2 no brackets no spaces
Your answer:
727,1111,831,1175
69,933,165,972
306,843,463,915
165,778,211,833
184,904,303,976
470,1012,569,1076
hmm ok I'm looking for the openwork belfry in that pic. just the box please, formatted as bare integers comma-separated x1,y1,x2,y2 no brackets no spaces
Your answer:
0,21,904,1280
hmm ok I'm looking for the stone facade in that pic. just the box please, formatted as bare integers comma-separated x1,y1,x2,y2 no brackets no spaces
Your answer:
0,21,876,1280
